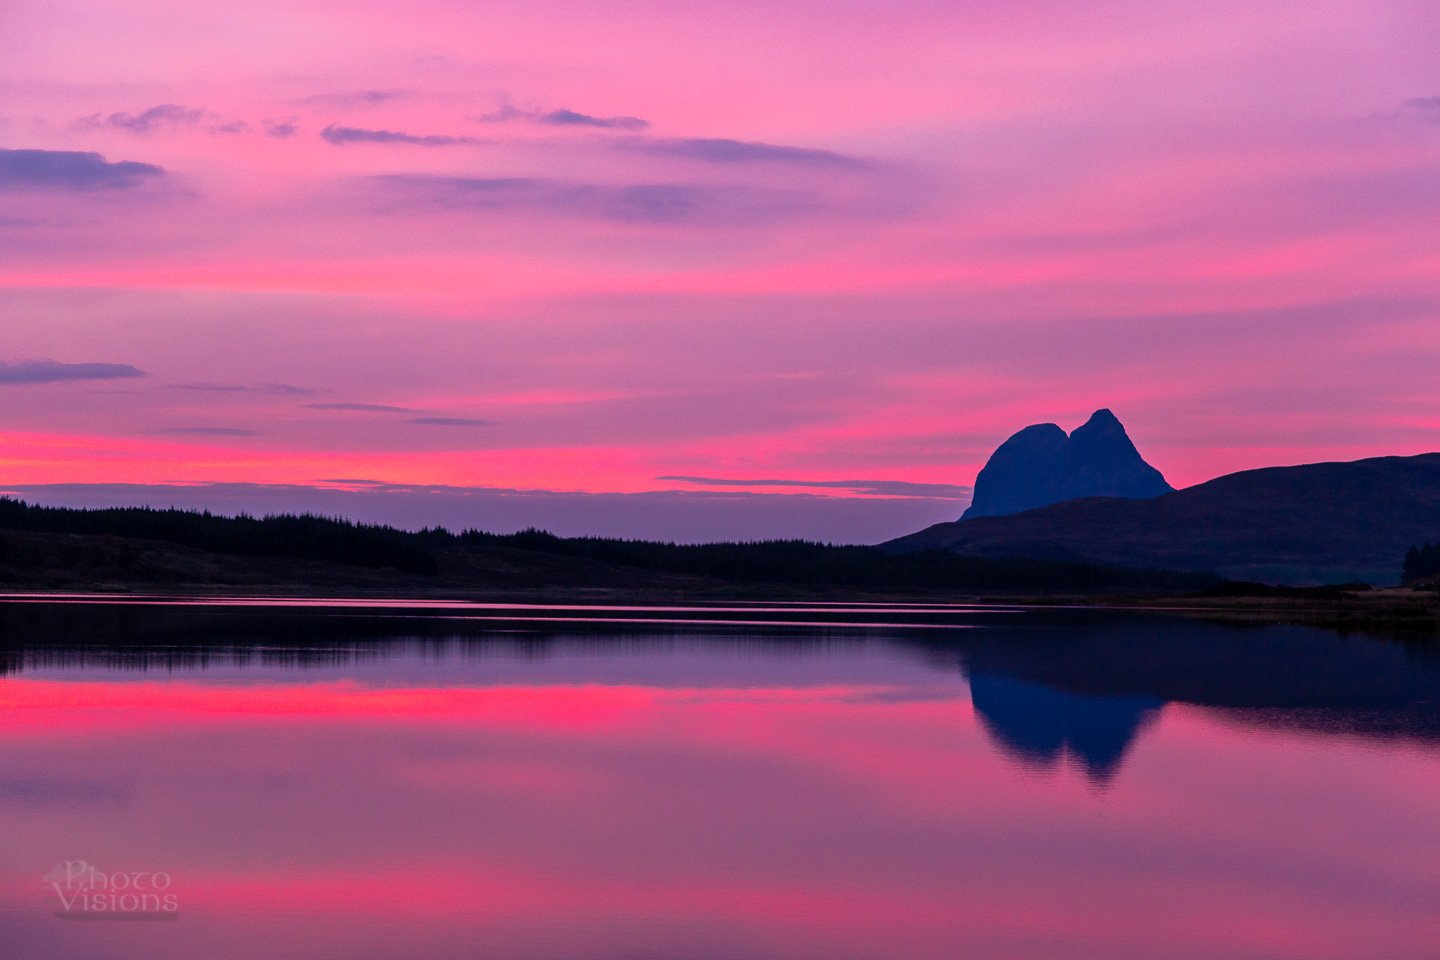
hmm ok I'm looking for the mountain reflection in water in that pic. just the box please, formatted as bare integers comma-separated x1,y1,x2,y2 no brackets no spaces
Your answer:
950,613,1440,777
968,674,1164,783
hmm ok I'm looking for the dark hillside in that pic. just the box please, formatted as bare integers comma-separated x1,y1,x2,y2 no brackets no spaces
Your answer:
888,453,1440,585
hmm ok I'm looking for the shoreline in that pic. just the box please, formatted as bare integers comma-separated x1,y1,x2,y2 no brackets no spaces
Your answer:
1,584,1436,637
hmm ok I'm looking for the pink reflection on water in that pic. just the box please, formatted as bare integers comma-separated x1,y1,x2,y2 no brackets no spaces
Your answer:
1,670,1438,959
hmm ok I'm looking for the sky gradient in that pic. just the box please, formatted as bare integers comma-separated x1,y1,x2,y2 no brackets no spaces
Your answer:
4,0,1440,540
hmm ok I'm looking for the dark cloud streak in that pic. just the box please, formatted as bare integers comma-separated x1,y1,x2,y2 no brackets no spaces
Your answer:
622,137,870,169
320,124,489,147
475,105,649,129
263,117,300,138
1403,96,1440,119
147,427,259,436
537,108,648,130
658,476,971,499
308,402,416,413
298,90,405,108
0,148,163,191
368,174,822,226
407,416,495,426
90,104,206,133
0,359,146,384
168,382,315,395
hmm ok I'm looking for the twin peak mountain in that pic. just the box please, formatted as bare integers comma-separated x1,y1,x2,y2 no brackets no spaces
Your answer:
961,408,1172,520
903,408,1440,585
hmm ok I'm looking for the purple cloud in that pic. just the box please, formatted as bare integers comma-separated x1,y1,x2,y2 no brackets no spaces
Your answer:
263,117,300,138
1403,96,1440,119
0,359,146,384
537,108,649,130
621,137,870,169
147,427,259,436
657,476,972,499
320,124,489,147
92,103,206,133
307,402,416,413
368,174,823,226
0,148,163,191
169,382,315,395
406,416,494,426
299,90,405,108
475,105,649,129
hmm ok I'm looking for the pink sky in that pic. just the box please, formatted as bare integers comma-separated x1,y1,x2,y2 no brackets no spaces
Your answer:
3,0,1439,539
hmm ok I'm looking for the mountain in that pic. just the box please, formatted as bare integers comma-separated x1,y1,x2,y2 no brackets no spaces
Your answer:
888,453,1440,585
960,408,1172,520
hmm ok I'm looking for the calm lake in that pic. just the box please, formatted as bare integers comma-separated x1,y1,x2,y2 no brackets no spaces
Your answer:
1,598,1437,959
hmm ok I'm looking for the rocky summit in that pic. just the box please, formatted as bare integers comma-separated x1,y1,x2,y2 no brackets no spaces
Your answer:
960,409,1172,520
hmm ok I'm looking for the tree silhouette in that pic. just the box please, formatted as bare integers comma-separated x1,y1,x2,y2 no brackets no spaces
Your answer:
0,497,1219,592
1403,542,1440,584
0,499,436,575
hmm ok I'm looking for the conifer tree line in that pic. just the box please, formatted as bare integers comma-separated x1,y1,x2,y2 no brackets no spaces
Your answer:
0,499,437,575
0,497,1219,592
1403,542,1440,584
431,527,1213,591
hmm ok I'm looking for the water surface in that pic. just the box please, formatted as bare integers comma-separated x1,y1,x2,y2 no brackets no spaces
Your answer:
1,598,1437,959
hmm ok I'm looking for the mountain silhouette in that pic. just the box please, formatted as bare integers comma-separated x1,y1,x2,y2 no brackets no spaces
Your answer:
891,453,1440,584
960,409,1172,520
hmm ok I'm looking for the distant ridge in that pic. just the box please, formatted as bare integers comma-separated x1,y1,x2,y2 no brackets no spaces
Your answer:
961,409,1172,520
889,452,1440,585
